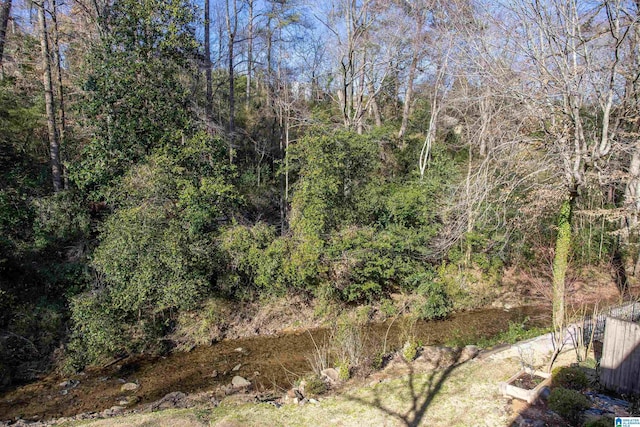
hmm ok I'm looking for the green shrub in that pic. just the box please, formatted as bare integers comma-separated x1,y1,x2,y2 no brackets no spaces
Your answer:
402,339,419,361
219,223,289,297
548,387,590,425
372,351,385,370
552,365,589,391
325,225,438,303
32,191,90,249
338,361,350,381
67,293,128,368
584,417,614,427
379,298,398,317
412,276,452,320
68,134,237,365
303,375,327,396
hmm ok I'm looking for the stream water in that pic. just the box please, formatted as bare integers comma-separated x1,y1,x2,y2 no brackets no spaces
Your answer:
0,305,550,422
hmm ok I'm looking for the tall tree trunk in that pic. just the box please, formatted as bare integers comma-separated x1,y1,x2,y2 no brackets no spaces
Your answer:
355,50,366,135
367,78,382,127
398,51,417,138
547,191,575,370
552,194,575,339
204,0,212,120
398,4,426,139
227,34,235,148
225,0,236,163
0,0,10,67
245,0,253,110
51,0,66,186
37,0,62,192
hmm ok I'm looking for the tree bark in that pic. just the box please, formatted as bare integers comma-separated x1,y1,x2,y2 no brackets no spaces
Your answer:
37,0,62,192
204,0,212,120
551,193,575,339
0,0,11,67
398,51,417,138
245,0,253,110
51,0,66,186
367,77,382,127
226,0,236,155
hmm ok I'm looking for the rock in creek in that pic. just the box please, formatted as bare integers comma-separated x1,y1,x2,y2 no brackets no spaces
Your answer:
101,406,125,417
231,376,251,388
120,382,139,392
146,391,188,412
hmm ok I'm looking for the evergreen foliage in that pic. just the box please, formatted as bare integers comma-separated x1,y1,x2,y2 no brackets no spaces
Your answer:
70,134,236,364
72,0,198,194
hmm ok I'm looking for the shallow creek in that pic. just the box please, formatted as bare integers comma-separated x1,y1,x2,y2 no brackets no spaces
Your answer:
0,306,549,421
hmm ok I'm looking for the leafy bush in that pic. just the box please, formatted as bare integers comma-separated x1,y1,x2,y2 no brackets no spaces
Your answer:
548,387,590,425
32,191,90,249
402,339,419,361
302,375,327,396
289,129,380,238
552,366,589,391
67,293,128,368
74,0,199,193
409,273,452,320
326,226,435,302
584,417,614,427
69,134,237,365
379,298,398,317
219,223,288,297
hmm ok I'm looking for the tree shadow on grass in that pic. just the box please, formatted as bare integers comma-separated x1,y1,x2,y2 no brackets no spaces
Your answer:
345,350,462,427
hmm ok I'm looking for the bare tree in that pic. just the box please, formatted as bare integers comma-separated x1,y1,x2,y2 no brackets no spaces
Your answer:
37,0,62,192
396,0,431,138
418,56,448,180
454,0,634,362
226,0,239,148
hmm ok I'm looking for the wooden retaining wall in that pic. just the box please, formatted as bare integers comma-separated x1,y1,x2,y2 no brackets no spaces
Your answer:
600,316,640,395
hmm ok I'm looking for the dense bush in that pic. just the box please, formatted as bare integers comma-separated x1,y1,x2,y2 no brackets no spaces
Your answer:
69,134,237,365
32,191,90,249
410,273,452,320
0,301,65,385
67,293,127,368
219,223,288,297
548,387,590,425
73,0,199,193
552,365,589,391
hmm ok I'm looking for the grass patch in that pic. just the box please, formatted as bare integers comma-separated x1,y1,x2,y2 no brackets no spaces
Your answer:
443,318,550,348
476,319,551,348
